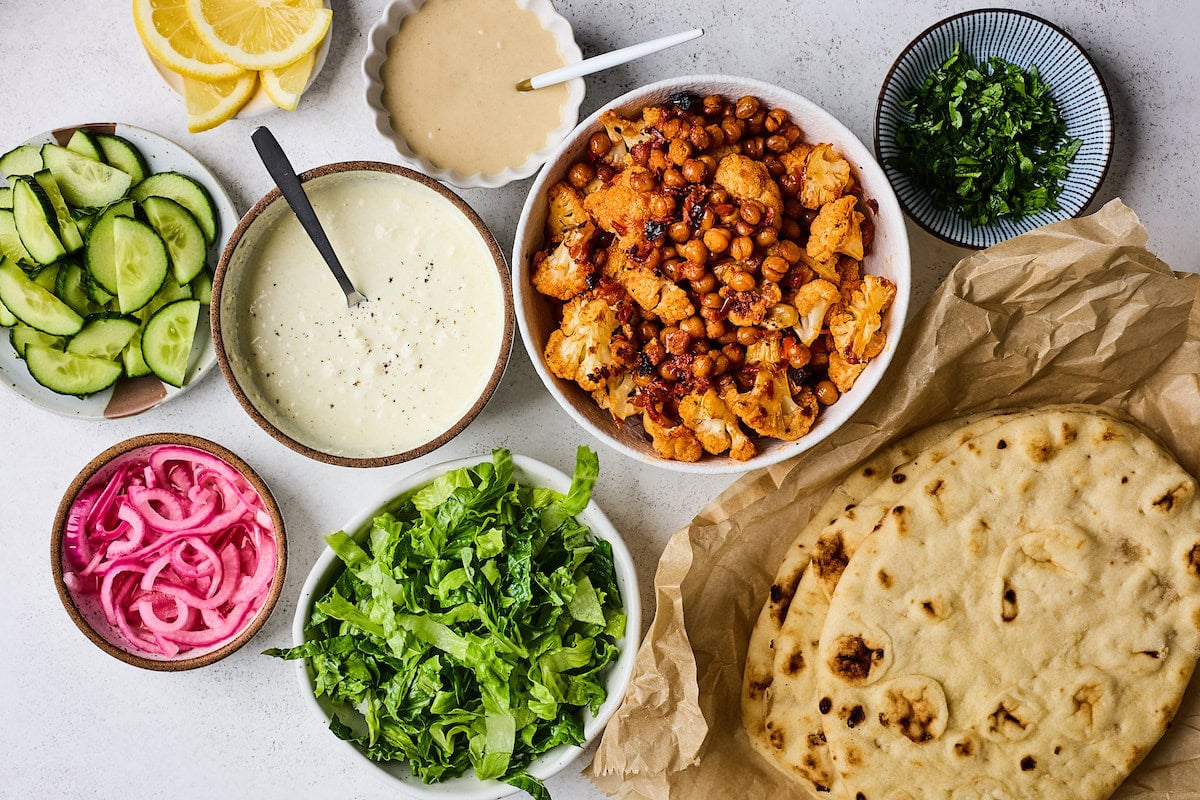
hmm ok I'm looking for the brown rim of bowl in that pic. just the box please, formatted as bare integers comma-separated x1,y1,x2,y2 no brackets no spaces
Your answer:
209,160,515,468
50,433,288,672
872,7,1115,250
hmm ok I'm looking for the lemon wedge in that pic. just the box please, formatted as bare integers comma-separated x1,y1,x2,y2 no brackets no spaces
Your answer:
183,71,258,133
261,50,317,111
133,0,244,80
185,0,331,71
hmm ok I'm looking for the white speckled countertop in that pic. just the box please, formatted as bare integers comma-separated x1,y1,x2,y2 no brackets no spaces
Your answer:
0,1,1196,797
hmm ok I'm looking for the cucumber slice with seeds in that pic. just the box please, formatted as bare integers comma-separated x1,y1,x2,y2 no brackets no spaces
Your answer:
0,299,16,327
112,216,168,314
42,144,132,208
0,258,82,335
122,327,152,378
142,298,199,387
96,135,148,185
11,323,64,357
191,269,212,304
55,261,98,316
66,312,140,359
66,130,105,162
84,199,136,294
26,344,121,395
32,171,83,252
132,173,217,244
12,177,66,264
141,196,207,284
32,263,60,293
0,145,44,179
0,209,34,263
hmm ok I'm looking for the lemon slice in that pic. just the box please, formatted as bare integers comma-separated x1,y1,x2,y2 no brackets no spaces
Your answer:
185,0,332,71
132,0,244,80
261,50,317,111
183,71,258,133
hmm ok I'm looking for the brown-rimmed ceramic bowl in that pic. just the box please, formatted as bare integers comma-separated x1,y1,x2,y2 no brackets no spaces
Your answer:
210,161,514,468
51,433,287,671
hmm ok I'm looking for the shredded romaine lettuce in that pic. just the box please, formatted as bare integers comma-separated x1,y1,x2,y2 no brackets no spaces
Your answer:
266,447,622,798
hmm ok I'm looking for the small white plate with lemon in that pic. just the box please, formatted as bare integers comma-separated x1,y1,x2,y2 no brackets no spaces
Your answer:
132,0,333,133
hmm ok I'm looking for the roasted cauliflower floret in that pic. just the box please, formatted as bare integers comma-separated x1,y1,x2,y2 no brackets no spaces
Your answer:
593,373,640,421
545,182,592,242
584,167,652,238
679,388,756,460
791,279,841,346
725,280,782,327
828,275,896,360
721,369,819,441
745,330,783,366
827,350,866,394
604,245,694,323
807,196,865,263
533,227,595,301
714,154,784,219
779,144,813,178
642,410,703,462
800,143,852,209
544,294,637,392
598,109,655,167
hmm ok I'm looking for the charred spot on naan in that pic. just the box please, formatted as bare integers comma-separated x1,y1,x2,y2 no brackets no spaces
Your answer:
1118,538,1147,563
768,568,806,626
1187,543,1200,578
876,676,949,743
952,736,976,758
1026,436,1055,463
828,633,890,684
985,701,1033,742
745,672,773,699
812,532,850,591
1019,755,1037,771
1151,482,1192,514
877,569,893,589
1000,580,1019,622
781,645,806,675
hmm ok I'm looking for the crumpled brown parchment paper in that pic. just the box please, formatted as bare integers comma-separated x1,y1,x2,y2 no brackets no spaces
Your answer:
589,200,1200,800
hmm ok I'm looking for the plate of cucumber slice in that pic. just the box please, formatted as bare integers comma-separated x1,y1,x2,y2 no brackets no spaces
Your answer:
0,123,237,418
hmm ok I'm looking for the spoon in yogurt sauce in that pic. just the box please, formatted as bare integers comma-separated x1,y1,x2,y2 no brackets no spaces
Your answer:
251,126,367,308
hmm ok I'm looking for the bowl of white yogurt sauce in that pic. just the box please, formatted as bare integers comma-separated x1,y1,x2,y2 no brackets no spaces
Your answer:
211,162,513,467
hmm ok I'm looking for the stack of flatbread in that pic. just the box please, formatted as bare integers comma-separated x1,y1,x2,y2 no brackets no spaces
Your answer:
742,405,1200,800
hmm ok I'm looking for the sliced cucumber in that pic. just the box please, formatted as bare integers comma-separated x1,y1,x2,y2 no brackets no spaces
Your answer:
0,145,44,179
142,298,199,387
66,130,105,162
55,261,98,316
12,177,66,265
0,299,16,327
0,258,82,335
96,135,148,185
0,209,34,263
32,171,83,252
140,278,193,321
132,173,216,244
123,328,152,378
112,216,168,314
141,196,207,284
26,344,121,396
66,312,140,359
191,269,212,305
32,263,60,293
84,199,136,294
42,144,132,208
11,323,64,357
72,209,96,236
0,187,11,210
86,272,114,305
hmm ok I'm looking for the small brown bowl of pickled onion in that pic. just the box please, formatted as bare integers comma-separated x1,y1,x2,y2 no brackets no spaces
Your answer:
51,433,286,671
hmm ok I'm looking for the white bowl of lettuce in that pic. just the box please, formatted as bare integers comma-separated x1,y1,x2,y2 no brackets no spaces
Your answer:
272,448,639,799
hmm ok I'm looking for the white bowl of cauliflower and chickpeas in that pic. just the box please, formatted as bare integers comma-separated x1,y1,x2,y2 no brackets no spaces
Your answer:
513,75,911,473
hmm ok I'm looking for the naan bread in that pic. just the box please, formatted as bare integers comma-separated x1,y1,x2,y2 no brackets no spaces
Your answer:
815,408,1200,800
761,412,1021,795
742,417,976,766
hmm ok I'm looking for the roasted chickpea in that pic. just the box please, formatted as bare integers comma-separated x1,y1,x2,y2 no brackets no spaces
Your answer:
729,271,756,293
692,354,715,379
702,292,724,309
765,107,790,132
703,227,732,254
660,117,683,140
722,343,746,365
721,118,744,142
706,318,728,339
734,95,760,120
668,139,692,166
705,124,726,147
662,168,687,190
642,246,663,271
714,203,737,220
776,240,803,264
644,339,666,366
783,338,812,369
815,380,839,406
729,235,755,261
699,153,718,173
630,141,652,166
741,136,765,159
699,208,716,231
680,261,707,283
588,131,612,159
781,219,802,241
710,188,730,205
661,257,683,281
689,125,711,151
629,171,657,193
680,315,706,339
739,201,764,226
782,123,803,144
779,173,802,197
748,109,768,134
658,360,682,381
784,198,805,218
714,352,732,375
809,350,830,369
596,163,616,183
680,239,709,265
732,220,752,238
735,326,761,346
766,134,789,153
755,227,778,247
664,329,692,356
703,94,726,116
638,321,660,342
682,158,708,184
762,255,789,283
668,220,691,244
650,194,676,219
691,273,717,294
568,161,595,188
764,155,786,178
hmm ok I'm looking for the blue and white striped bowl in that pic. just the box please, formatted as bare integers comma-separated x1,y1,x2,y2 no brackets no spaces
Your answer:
875,9,1113,249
